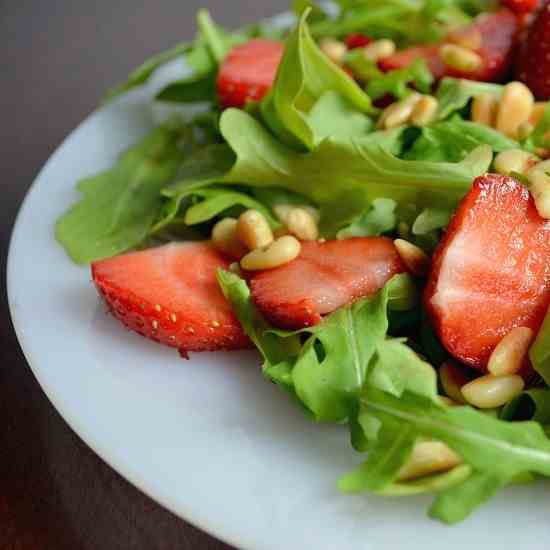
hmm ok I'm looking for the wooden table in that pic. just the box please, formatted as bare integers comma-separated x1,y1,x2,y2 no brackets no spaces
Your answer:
1,1,285,547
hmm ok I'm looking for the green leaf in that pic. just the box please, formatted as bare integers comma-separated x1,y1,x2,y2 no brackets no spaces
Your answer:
266,11,372,149
435,77,502,121
156,72,217,104
344,50,382,82
220,108,492,234
292,0,328,21
366,59,433,102
412,208,451,235
196,9,246,64
501,389,550,424
530,305,550,385
337,198,397,238
55,121,186,263
524,102,550,152
103,42,191,102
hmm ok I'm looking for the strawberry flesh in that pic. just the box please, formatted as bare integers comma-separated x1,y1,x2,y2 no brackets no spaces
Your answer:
517,1,550,99
502,0,539,15
380,9,518,82
249,238,404,330
217,39,284,108
345,33,373,49
425,174,550,372
92,242,250,354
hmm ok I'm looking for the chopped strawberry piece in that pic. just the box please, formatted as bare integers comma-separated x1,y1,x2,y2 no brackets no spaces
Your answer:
249,238,404,330
517,1,550,99
502,0,539,14
345,33,373,49
425,174,550,372
380,9,519,82
217,39,284,108
92,243,250,354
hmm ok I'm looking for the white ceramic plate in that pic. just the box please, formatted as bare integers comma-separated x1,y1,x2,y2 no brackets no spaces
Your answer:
8,66,550,550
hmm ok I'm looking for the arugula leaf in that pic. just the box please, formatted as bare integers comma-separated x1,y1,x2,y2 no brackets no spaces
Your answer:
405,116,516,162
337,198,397,238
435,77,503,120
220,108,492,233
292,0,329,21
412,207,451,235
265,11,372,150
196,9,246,64
344,50,383,82
156,72,217,104
529,305,550,385
524,102,550,152
501,389,550,423
55,120,186,263
366,59,433,101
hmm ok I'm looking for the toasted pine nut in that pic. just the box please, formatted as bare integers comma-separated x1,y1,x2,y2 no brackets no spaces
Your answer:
439,44,483,73
493,149,535,176
394,238,430,276
237,210,274,251
527,164,550,219
439,361,468,404
410,95,439,126
487,327,534,376
471,93,498,127
228,262,241,275
461,374,524,409
273,226,290,238
362,39,396,62
530,102,548,127
447,28,482,51
286,208,319,241
320,38,347,64
397,441,462,481
240,235,301,271
517,122,534,141
495,82,534,139
211,218,247,260
378,93,421,130
273,204,320,224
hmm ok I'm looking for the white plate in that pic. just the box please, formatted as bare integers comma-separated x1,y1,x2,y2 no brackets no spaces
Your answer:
8,72,550,550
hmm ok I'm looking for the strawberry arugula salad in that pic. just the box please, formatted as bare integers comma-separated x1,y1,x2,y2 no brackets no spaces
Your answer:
56,0,550,524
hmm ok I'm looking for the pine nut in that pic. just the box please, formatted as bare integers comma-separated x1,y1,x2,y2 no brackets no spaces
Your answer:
397,441,462,481
439,361,468,404
447,28,482,51
495,81,534,139
240,235,301,271
286,208,319,241
461,374,524,409
517,122,534,141
438,396,460,407
527,163,550,219
410,95,439,126
471,93,498,127
439,44,483,73
211,218,247,260
237,210,274,251
273,204,320,224
378,93,422,130
487,327,534,376
394,238,430,276
493,149,536,176
362,39,396,62
529,102,548,127
320,38,347,64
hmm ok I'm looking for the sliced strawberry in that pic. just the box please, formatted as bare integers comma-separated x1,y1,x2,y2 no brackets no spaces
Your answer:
217,39,284,108
248,238,404,330
92,242,250,354
380,9,518,82
425,174,550,372
517,1,550,99
345,33,373,50
502,0,539,14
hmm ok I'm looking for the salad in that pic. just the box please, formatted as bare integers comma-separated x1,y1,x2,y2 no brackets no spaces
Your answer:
55,0,550,524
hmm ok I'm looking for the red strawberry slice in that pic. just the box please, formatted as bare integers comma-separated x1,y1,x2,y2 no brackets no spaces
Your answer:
518,1,550,99
502,0,539,15
217,39,284,108
92,242,251,355
248,238,404,330
345,33,373,50
425,174,550,372
380,9,518,82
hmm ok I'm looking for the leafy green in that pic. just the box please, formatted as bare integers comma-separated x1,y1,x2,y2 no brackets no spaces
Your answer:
337,198,397,238
56,120,186,263
344,50,382,82
412,207,451,235
530,305,550,385
524,102,550,152
265,11,372,149
501,389,550,424
292,0,328,21
435,78,503,120
156,72,217,104
220,108,492,233
405,116,516,162
366,59,433,101
196,9,246,64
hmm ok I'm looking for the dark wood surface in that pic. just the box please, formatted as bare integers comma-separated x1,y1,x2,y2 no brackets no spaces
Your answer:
1,2,285,548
